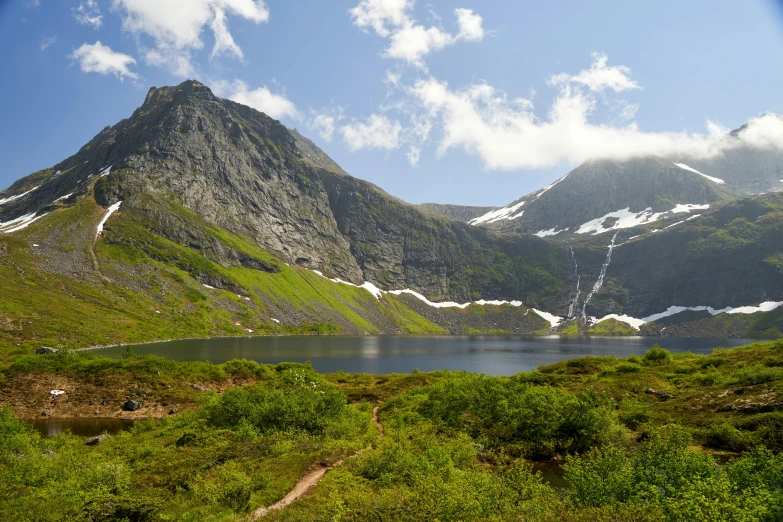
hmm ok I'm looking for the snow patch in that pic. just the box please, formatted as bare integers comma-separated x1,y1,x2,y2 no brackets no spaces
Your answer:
591,314,646,330
671,203,709,213
536,173,568,199
674,163,725,184
576,202,708,236
50,390,65,396
469,201,526,225
664,214,701,230
96,201,122,238
271,318,280,324
0,212,48,233
535,227,568,238
54,193,74,202
388,289,470,308
531,308,563,328
0,185,40,206
100,165,113,177
591,301,783,330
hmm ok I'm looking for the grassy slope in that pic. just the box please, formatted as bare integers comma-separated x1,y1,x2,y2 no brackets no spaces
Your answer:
0,193,456,362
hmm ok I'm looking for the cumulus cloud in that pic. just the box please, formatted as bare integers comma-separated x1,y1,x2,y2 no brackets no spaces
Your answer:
350,0,484,68
71,41,138,81
341,114,403,151
549,52,641,93
113,0,269,74
73,0,102,29
410,74,783,170
213,79,298,119
455,8,484,41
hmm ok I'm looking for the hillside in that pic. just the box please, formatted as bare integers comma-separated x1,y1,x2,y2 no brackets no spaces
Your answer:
1,341,782,520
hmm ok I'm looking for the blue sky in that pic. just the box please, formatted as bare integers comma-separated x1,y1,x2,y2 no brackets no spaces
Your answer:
2,0,783,205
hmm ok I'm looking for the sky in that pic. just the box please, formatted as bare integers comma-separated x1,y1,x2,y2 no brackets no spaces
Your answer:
2,0,783,206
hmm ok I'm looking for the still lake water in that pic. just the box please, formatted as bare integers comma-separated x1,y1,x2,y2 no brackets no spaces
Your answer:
97,335,756,376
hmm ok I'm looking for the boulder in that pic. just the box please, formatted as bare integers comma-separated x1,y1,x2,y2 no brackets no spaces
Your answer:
35,347,58,354
644,388,670,401
41,409,51,417
85,435,107,446
192,384,210,392
123,399,142,411
169,407,179,415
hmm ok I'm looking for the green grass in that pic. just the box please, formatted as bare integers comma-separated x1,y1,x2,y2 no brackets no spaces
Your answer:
2,341,783,520
587,318,638,336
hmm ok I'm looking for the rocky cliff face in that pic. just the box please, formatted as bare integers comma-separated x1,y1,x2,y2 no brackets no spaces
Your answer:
418,203,498,222
0,80,574,306
467,157,735,238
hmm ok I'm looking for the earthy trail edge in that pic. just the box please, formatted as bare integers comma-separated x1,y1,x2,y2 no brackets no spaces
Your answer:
249,406,384,520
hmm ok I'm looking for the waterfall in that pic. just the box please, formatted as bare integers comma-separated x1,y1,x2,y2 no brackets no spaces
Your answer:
581,232,619,322
567,247,581,319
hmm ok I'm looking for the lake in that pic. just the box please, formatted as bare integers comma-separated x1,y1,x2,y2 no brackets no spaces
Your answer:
96,335,756,376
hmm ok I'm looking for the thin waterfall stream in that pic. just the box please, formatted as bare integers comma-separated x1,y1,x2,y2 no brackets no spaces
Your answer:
581,232,619,322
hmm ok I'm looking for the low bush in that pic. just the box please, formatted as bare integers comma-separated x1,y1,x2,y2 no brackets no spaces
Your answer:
642,345,672,366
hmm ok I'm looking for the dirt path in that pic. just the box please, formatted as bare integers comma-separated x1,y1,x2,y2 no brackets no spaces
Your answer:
249,405,384,520
372,406,384,438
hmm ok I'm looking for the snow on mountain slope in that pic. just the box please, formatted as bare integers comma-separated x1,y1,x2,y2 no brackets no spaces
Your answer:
673,162,725,184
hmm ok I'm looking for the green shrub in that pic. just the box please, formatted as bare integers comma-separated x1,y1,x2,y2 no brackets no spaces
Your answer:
642,345,672,366
704,422,752,452
189,461,253,511
200,382,351,435
416,375,621,457
615,362,641,373
618,400,652,429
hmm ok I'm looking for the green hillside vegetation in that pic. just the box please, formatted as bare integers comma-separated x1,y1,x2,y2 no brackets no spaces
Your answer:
1,340,782,520
587,318,638,336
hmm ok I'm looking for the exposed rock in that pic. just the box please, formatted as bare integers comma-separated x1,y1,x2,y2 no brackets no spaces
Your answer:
169,407,179,415
644,388,670,401
85,434,107,446
35,347,58,354
191,384,210,392
123,399,142,411
40,409,50,417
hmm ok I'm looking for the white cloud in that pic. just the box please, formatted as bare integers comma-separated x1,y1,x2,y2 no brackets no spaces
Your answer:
406,145,421,165
73,0,102,29
549,52,640,93
349,0,484,68
410,72,783,170
455,8,483,41
309,113,338,141
113,0,269,75
209,8,242,59
213,79,297,119
40,35,57,51
341,114,403,151
71,41,138,81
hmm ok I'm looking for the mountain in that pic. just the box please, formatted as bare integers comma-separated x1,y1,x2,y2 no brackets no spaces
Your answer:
464,135,783,239
418,203,498,222
0,80,575,349
2,80,783,347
